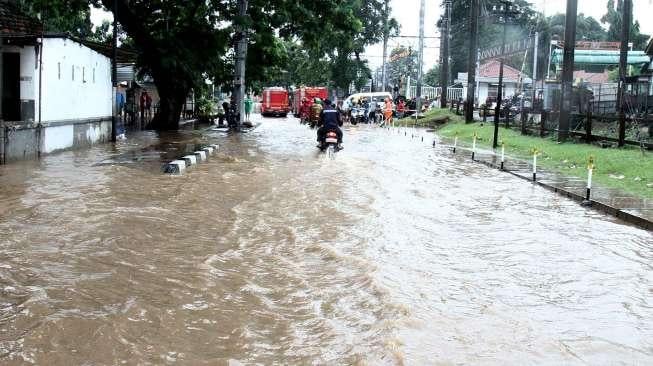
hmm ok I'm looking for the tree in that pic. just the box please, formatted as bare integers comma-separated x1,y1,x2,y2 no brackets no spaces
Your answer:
547,13,606,42
444,0,536,84
387,46,418,91
423,65,440,87
601,0,650,49
16,0,93,38
18,0,396,129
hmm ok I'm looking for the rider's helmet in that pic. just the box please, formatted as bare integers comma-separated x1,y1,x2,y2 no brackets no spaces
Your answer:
314,98,322,105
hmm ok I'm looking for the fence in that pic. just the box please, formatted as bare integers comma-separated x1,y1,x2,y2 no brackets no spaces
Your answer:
406,85,440,100
445,98,652,148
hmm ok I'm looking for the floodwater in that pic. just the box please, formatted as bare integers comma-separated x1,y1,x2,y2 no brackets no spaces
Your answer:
0,116,651,365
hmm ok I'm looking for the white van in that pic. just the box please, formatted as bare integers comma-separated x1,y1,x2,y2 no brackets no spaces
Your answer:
342,92,392,111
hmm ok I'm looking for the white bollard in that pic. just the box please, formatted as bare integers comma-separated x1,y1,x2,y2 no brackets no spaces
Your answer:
181,155,197,166
163,160,186,175
194,151,207,161
532,153,537,181
203,146,214,155
500,142,505,170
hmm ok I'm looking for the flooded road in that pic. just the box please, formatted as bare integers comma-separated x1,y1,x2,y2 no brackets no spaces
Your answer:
0,116,651,365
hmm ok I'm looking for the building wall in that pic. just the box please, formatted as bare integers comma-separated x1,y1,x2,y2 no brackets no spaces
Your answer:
478,82,518,105
40,37,112,122
1,37,113,163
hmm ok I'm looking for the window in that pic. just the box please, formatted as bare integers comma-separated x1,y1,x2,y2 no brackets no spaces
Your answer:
72,65,75,81
57,62,61,80
487,84,499,100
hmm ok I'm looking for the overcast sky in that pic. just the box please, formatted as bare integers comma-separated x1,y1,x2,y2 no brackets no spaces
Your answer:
91,1,653,71
364,0,653,70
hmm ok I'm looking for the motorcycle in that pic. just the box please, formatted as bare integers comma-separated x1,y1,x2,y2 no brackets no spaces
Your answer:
319,130,341,159
350,107,364,125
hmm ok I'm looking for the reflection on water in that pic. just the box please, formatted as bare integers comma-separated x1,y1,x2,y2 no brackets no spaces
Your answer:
0,117,651,365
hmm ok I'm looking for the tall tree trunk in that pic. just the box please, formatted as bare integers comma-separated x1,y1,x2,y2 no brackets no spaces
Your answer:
149,82,187,130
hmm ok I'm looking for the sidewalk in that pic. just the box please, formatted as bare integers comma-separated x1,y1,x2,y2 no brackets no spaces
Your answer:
450,144,653,231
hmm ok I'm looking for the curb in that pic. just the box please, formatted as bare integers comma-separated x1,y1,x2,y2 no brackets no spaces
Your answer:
162,143,219,175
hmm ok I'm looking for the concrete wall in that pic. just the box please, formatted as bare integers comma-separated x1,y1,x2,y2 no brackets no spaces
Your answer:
2,118,111,162
40,37,112,121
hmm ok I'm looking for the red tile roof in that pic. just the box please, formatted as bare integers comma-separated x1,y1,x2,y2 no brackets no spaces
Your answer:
0,1,42,36
479,60,522,79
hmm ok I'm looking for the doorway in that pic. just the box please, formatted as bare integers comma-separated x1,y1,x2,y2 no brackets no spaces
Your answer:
2,53,20,121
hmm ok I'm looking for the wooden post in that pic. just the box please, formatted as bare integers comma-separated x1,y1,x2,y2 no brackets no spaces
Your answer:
557,0,578,142
585,109,592,143
617,0,632,147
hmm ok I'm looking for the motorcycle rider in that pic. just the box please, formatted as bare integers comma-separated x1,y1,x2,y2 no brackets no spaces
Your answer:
317,99,343,148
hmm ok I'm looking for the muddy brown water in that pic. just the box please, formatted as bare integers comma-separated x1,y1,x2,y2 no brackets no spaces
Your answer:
0,117,651,365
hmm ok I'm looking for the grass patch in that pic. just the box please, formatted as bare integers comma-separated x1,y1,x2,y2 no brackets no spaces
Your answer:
396,108,464,127
428,109,653,199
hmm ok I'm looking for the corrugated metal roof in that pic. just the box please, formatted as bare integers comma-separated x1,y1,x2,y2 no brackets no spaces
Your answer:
117,63,134,83
552,49,650,66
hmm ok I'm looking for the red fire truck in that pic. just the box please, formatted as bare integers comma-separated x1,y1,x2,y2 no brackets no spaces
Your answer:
260,87,290,117
292,87,329,117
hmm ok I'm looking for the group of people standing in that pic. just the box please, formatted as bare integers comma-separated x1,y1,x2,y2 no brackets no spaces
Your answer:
116,86,153,127
348,97,402,126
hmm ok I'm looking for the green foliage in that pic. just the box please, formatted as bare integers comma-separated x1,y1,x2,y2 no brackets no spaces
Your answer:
423,65,440,87
17,0,397,127
547,13,606,42
17,0,93,38
601,0,650,49
446,0,536,83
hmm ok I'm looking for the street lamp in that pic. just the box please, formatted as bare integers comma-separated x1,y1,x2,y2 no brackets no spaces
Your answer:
491,0,521,149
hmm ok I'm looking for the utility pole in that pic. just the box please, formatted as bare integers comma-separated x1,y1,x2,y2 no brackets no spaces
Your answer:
381,0,389,93
111,0,118,142
233,0,249,130
557,0,578,142
492,1,512,149
416,0,426,114
465,0,479,123
531,31,539,110
439,0,451,109
617,0,632,147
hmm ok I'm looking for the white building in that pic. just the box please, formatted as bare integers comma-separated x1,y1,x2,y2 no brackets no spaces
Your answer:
457,60,532,106
1,4,112,162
